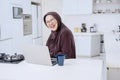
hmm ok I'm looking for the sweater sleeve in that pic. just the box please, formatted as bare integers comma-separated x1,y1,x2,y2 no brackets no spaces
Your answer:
59,30,73,58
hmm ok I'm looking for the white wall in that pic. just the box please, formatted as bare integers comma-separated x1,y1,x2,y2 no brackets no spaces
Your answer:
63,14,120,33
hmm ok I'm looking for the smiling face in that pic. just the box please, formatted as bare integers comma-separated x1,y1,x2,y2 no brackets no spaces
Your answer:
45,15,58,31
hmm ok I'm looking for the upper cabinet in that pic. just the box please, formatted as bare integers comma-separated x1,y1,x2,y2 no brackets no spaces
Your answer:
93,0,120,14
62,0,93,15
78,0,93,14
22,0,31,14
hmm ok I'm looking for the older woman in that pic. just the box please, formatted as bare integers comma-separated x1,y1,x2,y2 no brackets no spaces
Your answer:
43,12,76,59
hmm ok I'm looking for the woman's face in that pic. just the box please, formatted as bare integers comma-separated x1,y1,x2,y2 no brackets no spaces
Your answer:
45,15,58,31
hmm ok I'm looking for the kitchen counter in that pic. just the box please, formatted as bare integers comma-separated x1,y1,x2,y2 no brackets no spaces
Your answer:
0,58,103,80
74,32,103,36
106,53,120,68
74,32,102,57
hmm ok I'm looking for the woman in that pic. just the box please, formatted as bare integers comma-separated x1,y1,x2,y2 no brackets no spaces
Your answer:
43,12,76,59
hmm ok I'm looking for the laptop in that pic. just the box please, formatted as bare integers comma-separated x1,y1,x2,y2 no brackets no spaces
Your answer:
23,45,57,66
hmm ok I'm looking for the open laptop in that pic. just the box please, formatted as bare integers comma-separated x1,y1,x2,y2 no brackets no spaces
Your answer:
23,45,57,66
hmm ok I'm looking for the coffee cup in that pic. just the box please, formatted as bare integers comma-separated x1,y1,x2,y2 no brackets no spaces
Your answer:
56,54,65,66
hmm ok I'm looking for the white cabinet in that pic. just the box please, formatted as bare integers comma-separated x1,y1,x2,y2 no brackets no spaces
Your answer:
0,1,12,40
63,0,93,15
75,33,101,57
78,0,93,14
107,67,120,80
63,0,78,15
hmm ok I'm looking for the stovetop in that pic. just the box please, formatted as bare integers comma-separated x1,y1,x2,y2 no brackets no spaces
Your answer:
0,53,25,64
0,59,24,64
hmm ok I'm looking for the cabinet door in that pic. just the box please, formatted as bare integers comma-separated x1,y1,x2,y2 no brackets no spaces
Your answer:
62,0,93,15
75,36,91,56
78,0,93,14
0,1,12,40
75,35,101,57
63,0,78,15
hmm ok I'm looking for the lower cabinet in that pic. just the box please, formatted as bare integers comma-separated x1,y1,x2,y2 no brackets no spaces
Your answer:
74,33,101,57
107,67,120,80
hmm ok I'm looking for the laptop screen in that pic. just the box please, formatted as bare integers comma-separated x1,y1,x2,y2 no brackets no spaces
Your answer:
23,45,55,66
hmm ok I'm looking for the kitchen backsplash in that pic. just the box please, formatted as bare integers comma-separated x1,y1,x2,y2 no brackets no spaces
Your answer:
63,14,120,33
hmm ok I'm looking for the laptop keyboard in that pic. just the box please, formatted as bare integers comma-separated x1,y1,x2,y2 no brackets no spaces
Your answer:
51,58,57,65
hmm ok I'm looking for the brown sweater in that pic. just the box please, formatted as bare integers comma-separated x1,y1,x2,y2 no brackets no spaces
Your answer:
44,12,76,59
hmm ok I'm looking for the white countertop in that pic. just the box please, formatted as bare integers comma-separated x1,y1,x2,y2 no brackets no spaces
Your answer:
106,53,120,68
74,32,103,36
0,58,103,80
